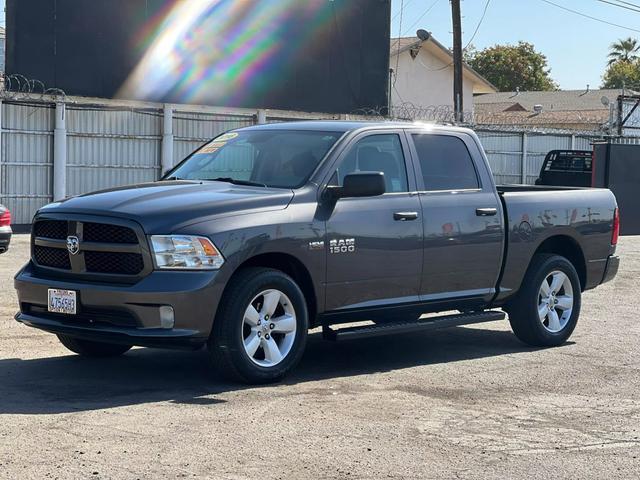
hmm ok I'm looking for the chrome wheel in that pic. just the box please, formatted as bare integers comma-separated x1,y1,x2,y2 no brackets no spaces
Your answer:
538,270,574,333
242,289,297,367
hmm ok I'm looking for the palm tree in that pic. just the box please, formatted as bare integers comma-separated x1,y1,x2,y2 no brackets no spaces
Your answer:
608,37,640,66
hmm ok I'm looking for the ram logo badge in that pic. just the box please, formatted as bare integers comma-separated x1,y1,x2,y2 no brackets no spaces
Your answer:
330,238,356,254
66,236,80,255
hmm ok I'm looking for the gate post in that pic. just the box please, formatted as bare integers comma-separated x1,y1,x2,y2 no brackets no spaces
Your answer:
53,101,67,201
161,104,174,177
521,132,528,184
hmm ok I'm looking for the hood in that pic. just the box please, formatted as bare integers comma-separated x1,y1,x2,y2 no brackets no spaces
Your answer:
40,181,294,233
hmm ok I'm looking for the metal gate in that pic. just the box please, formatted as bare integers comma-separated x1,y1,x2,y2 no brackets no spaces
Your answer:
0,101,54,224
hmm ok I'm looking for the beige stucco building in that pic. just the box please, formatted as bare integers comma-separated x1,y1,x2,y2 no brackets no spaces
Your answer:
390,35,496,112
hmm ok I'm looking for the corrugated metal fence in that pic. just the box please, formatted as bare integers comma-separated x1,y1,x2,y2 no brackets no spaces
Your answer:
477,130,596,185
0,95,604,224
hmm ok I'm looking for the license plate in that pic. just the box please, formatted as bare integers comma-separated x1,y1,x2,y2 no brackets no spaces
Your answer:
48,289,77,315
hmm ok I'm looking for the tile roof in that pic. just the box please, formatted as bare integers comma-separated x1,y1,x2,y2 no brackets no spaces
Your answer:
474,89,629,112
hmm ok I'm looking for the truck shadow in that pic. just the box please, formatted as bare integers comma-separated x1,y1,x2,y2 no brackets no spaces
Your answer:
0,326,561,415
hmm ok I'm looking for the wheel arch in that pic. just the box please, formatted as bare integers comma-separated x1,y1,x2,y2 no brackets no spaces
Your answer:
532,235,587,291
226,252,318,325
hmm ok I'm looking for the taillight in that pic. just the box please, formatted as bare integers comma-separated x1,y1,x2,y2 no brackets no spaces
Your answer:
0,210,10,227
612,208,620,246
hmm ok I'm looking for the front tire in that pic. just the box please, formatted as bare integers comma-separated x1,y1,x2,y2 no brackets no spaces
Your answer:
57,335,132,357
208,268,309,384
506,254,582,347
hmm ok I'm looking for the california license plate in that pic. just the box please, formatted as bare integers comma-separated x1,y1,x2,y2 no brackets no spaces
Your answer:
48,289,77,315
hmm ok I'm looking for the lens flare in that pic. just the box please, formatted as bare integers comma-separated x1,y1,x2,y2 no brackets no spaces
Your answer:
118,0,356,108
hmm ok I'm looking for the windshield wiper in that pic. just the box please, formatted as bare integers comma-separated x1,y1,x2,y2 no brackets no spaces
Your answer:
209,177,268,188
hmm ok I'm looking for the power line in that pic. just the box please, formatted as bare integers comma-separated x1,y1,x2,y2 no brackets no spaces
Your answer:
401,0,442,36
595,0,640,13
606,0,640,10
414,0,492,73
465,0,492,48
391,0,416,21
539,0,640,33
393,0,405,87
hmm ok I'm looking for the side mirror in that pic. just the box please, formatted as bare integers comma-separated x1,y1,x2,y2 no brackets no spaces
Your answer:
327,172,386,199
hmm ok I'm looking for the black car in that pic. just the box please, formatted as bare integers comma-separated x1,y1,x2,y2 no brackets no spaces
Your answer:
535,150,593,187
0,204,12,253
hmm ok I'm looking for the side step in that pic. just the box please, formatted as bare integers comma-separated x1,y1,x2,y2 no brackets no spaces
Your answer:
322,310,506,342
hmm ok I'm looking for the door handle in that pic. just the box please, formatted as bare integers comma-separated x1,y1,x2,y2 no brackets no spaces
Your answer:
394,212,419,221
476,207,498,217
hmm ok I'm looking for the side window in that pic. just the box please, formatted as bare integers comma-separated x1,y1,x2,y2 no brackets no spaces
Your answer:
412,134,479,191
335,134,408,193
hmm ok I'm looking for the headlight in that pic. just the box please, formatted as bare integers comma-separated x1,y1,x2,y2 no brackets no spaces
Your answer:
150,235,225,270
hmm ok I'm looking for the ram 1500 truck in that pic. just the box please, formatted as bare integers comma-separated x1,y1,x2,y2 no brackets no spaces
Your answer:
14,122,620,383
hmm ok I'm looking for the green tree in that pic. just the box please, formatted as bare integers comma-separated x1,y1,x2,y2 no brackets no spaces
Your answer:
466,42,558,92
602,60,640,88
607,37,640,66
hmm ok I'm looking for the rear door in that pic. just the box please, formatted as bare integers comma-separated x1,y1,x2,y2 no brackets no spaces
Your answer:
323,131,423,311
407,130,504,304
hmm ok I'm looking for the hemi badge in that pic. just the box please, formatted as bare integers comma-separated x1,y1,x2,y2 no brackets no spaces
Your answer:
308,241,325,251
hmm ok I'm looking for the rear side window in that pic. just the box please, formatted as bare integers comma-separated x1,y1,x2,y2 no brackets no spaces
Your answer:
412,134,479,191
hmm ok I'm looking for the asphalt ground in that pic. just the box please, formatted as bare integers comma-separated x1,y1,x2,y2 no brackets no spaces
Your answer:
1,234,638,479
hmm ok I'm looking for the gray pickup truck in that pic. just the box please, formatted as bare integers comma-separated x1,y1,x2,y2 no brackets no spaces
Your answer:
15,122,620,383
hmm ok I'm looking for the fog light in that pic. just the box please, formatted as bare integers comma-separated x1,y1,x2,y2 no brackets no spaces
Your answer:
159,306,175,329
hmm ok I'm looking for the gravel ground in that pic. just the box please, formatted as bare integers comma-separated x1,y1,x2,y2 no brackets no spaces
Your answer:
0,234,639,479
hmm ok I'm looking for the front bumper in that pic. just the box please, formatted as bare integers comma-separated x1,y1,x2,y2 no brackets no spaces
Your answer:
14,262,224,349
601,255,620,285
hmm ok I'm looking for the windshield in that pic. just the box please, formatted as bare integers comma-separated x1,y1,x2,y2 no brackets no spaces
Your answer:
167,129,343,188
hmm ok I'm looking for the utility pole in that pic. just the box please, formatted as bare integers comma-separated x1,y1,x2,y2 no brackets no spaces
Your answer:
451,0,464,123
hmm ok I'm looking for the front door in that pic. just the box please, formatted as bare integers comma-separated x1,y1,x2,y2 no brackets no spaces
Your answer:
323,131,423,312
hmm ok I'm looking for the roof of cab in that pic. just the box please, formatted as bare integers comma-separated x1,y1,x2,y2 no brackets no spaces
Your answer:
239,120,378,133
238,120,471,134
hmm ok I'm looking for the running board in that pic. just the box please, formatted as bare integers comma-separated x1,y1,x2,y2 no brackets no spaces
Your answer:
322,310,506,342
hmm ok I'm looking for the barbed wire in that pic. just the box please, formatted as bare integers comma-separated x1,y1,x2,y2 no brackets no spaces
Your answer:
351,102,615,136
0,74,66,101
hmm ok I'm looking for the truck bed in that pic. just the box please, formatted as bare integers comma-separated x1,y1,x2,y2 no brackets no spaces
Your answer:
495,185,617,302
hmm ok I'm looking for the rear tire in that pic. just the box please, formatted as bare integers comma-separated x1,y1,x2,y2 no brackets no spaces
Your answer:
505,254,581,347
208,267,308,384
57,335,132,357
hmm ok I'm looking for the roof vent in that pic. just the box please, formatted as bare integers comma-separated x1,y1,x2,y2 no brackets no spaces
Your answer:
533,104,543,114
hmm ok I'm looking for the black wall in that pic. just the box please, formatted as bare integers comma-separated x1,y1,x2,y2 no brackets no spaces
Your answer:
593,142,640,236
6,0,391,114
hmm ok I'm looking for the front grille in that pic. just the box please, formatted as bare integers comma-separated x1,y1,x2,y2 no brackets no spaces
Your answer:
85,251,144,275
32,217,148,278
34,246,71,270
83,222,138,244
33,220,67,240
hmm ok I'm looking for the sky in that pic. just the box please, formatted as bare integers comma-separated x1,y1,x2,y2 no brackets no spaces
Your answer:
390,0,640,90
0,0,637,90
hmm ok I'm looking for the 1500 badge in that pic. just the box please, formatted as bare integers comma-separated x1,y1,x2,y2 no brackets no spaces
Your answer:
330,238,356,254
